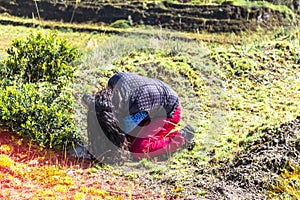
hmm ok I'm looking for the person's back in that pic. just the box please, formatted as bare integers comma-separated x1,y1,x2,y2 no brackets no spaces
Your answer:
108,72,179,120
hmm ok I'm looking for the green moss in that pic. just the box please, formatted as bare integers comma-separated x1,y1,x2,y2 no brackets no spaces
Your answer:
109,19,131,29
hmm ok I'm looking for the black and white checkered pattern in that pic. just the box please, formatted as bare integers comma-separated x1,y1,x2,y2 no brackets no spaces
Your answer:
108,72,179,119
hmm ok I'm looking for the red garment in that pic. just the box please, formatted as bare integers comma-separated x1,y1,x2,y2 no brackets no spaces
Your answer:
128,103,185,159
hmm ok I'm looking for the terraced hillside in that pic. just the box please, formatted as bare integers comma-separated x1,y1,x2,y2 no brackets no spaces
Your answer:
0,0,296,32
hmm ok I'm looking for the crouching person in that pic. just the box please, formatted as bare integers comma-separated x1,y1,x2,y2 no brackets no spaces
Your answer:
82,72,195,162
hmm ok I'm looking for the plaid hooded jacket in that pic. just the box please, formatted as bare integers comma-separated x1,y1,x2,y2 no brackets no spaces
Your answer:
108,72,179,121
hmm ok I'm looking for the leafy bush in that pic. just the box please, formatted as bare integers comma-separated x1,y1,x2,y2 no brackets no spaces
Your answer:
0,31,81,148
0,83,79,148
1,31,79,85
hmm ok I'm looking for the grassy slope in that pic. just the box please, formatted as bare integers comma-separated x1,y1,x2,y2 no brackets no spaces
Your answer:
0,14,300,199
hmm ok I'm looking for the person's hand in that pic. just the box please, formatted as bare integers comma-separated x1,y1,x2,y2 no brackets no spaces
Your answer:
82,94,94,109
138,115,151,126
180,125,195,151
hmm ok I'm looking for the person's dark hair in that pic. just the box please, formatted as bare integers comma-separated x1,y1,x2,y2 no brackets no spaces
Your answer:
86,87,131,164
107,72,125,89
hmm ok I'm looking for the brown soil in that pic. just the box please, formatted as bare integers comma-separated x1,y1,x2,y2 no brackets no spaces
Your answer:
191,116,300,199
0,129,93,169
0,0,295,33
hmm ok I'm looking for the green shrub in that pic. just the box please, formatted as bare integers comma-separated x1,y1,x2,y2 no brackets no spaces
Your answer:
0,31,81,148
1,31,79,85
0,83,79,148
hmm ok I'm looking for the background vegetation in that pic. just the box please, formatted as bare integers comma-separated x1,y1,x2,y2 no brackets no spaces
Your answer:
0,32,81,148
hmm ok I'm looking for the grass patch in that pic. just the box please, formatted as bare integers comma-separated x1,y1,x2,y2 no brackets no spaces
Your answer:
270,165,300,199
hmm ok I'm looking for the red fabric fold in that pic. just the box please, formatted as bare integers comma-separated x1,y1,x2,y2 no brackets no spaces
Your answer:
129,103,184,159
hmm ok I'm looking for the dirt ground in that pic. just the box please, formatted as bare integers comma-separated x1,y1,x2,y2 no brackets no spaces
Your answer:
0,129,92,169
192,116,300,199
